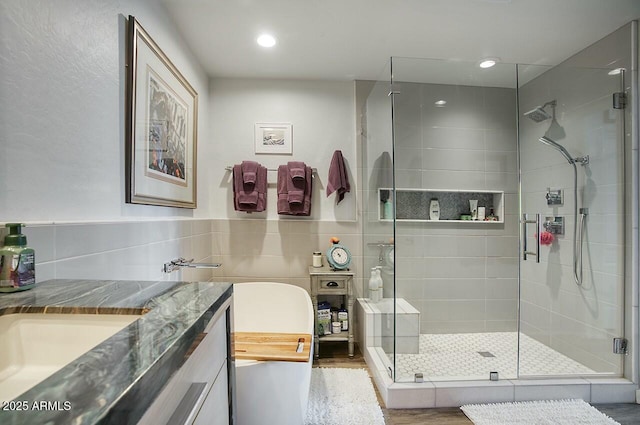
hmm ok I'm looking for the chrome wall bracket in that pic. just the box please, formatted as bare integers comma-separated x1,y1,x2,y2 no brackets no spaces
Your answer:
613,337,628,355
574,155,589,166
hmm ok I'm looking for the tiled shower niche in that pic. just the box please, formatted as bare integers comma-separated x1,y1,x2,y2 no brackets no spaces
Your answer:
378,188,504,223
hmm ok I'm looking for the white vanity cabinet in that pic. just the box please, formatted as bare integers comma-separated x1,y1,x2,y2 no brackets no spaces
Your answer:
138,298,233,425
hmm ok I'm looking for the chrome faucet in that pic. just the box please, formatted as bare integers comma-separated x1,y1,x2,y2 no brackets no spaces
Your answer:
163,257,222,273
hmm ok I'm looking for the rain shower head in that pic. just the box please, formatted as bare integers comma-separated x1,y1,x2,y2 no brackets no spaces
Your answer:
524,107,552,122
523,100,557,123
538,136,574,164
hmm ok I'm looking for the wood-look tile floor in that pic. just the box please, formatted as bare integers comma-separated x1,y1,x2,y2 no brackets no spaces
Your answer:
313,342,640,425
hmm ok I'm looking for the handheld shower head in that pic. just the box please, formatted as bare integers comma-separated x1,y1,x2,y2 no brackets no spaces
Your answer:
538,136,574,164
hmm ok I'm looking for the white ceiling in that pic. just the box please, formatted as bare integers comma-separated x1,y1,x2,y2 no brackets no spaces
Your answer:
162,0,640,82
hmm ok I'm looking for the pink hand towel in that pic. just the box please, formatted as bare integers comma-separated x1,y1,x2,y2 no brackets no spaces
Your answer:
255,165,267,212
277,165,291,214
237,191,258,206
277,164,313,216
326,150,350,204
288,161,306,181
286,161,306,204
241,161,258,185
233,163,266,212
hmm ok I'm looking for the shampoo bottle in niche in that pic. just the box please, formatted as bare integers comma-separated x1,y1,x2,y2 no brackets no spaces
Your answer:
383,198,393,220
368,267,380,302
429,199,440,221
0,223,35,292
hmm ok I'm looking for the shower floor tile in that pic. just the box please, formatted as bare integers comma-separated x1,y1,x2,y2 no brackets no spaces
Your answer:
389,332,596,382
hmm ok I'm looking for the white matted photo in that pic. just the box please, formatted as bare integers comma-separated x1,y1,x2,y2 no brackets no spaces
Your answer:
254,123,292,154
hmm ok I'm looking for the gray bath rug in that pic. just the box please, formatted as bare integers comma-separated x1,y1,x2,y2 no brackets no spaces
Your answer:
461,399,620,424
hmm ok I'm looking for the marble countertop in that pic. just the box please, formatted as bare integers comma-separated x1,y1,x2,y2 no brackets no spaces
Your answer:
0,279,233,425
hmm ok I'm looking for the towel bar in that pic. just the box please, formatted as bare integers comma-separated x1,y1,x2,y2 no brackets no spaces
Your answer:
225,165,317,174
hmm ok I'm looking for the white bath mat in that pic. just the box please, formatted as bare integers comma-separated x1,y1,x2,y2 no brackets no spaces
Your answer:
461,399,620,425
305,367,385,425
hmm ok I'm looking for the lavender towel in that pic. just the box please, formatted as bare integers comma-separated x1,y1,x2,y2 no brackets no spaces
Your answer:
278,164,312,216
241,161,259,185
233,163,267,212
288,161,306,181
326,150,350,204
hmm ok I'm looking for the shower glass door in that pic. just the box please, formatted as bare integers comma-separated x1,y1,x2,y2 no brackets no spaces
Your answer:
362,63,397,378
517,56,627,376
389,57,520,382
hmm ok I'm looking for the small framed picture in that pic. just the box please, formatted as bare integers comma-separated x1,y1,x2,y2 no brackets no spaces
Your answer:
254,123,292,154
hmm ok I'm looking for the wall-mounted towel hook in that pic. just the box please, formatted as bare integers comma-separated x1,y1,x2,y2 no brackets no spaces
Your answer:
163,257,222,273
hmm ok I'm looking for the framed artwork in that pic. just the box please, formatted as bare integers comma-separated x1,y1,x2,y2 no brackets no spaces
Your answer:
125,16,198,208
254,123,293,154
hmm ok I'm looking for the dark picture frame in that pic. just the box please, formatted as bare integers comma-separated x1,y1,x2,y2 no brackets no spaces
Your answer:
125,16,198,208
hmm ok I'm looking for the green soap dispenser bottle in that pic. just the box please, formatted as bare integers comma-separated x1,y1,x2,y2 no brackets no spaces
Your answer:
0,223,35,292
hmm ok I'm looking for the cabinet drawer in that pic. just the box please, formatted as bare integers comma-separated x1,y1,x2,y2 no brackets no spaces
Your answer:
316,278,347,292
138,310,228,425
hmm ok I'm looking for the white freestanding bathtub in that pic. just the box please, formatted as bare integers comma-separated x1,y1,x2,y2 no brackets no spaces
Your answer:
233,282,314,425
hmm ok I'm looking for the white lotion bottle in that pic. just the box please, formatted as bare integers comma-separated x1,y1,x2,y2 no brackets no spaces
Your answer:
375,267,384,299
429,199,440,221
369,267,380,302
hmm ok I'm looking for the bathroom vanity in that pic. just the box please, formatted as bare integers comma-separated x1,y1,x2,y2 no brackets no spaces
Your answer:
0,279,234,425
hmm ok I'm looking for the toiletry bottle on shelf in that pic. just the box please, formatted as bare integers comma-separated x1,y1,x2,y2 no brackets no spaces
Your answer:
469,200,478,220
383,198,393,220
0,223,35,292
429,199,440,221
338,304,348,331
369,267,380,302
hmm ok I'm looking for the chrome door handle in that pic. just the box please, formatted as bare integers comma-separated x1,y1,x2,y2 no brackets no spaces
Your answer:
522,213,541,263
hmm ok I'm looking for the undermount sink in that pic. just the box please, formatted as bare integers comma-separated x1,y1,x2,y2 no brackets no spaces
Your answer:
0,313,142,402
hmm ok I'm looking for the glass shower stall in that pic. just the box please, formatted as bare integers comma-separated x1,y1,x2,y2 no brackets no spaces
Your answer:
360,22,635,388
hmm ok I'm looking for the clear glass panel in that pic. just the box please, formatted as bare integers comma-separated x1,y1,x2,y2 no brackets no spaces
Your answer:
518,59,626,377
390,57,520,382
361,61,396,378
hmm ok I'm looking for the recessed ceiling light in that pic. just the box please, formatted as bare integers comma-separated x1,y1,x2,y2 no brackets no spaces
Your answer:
608,68,625,75
479,58,499,68
257,34,276,48
434,100,447,107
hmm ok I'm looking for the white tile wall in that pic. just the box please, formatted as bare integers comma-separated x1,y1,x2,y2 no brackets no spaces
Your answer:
1,220,216,284
211,218,364,295
3,217,364,296
370,80,520,334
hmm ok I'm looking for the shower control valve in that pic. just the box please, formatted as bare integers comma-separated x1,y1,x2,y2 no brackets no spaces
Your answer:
545,188,563,205
544,216,565,235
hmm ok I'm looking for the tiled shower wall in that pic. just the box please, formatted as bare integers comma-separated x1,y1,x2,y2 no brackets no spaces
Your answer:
518,23,632,374
388,80,520,334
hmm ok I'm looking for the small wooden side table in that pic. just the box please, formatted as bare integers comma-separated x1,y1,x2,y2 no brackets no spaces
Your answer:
309,266,354,358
